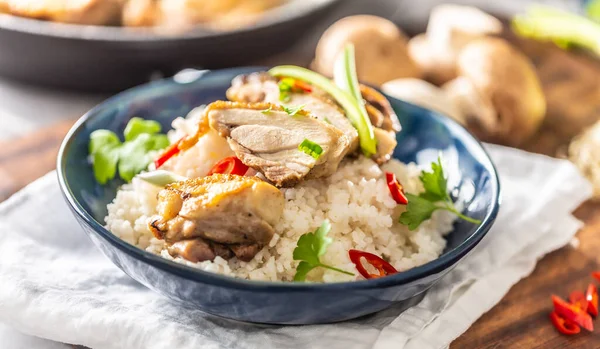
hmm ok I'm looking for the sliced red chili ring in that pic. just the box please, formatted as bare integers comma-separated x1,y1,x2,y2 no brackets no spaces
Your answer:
207,156,249,176
552,295,594,331
569,290,589,312
549,311,581,335
385,172,408,205
154,138,183,169
348,249,398,279
294,80,313,93
592,271,600,282
586,283,598,317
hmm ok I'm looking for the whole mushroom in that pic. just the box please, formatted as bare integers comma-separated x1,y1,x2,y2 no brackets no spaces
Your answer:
381,78,466,125
443,37,546,146
312,15,421,86
407,4,502,85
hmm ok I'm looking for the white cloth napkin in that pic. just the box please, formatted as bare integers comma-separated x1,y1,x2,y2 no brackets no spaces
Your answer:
0,144,591,349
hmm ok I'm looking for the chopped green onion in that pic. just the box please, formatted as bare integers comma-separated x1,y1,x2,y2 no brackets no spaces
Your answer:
298,139,323,160
261,106,272,114
282,104,305,116
278,78,295,102
269,65,377,157
138,170,188,187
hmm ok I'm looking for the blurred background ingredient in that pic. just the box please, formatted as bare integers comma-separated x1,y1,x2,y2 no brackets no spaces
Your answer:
569,121,600,200
443,37,546,146
407,4,502,85
0,0,285,31
315,6,546,147
311,15,421,86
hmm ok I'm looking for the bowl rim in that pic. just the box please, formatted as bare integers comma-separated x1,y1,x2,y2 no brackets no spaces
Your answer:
57,67,501,292
0,0,339,42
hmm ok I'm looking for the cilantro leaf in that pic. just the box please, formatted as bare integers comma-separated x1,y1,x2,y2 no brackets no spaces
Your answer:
293,232,322,266
91,145,120,185
398,194,440,230
293,262,316,282
89,118,170,184
124,117,162,141
418,157,448,202
89,130,122,184
292,220,353,281
282,104,305,116
399,156,482,230
118,133,169,182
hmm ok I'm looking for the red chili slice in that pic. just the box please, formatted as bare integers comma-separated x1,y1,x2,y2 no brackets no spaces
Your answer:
552,295,594,331
348,249,398,279
586,283,598,317
154,138,182,169
385,172,408,205
294,80,313,93
593,271,600,282
549,311,581,335
569,290,589,312
207,156,249,176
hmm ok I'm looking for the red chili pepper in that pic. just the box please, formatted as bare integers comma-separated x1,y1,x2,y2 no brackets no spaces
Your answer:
154,138,182,169
549,311,581,335
569,290,589,312
207,156,249,176
294,80,313,93
385,172,408,205
348,249,398,279
586,283,598,317
593,271,600,282
552,295,594,331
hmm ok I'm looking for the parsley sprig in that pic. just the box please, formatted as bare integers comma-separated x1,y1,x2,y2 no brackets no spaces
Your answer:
399,157,482,230
293,220,354,281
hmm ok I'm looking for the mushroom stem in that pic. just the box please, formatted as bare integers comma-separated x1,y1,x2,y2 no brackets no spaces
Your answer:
442,77,497,132
382,78,466,125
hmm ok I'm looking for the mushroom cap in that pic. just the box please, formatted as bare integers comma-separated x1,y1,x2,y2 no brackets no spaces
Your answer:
408,4,502,85
569,120,600,200
382,78,465,125
426,4,503,51
312,15,421,86
456,37,546,146
407,34,457,85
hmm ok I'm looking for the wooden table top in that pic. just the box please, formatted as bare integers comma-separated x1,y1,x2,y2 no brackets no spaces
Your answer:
1,34,600,348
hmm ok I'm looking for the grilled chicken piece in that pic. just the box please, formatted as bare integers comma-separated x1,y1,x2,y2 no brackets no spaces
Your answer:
149,174,284,262
360,84,401,133
168,238,233,263
227,72,359,152
227,72,400,164
206,101,350,187
5,0,122,25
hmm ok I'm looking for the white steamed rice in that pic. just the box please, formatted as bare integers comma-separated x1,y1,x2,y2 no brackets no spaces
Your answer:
105,107,457,282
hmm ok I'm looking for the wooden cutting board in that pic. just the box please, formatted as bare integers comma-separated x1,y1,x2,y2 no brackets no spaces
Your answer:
1,34,600,348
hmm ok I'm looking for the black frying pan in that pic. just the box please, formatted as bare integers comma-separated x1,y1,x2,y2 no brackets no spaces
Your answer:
0,0,340,92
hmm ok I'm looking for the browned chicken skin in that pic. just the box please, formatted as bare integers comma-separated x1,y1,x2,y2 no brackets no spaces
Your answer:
149,174,284,262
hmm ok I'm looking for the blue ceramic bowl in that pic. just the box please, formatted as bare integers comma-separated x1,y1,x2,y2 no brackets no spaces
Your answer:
57,67,501,325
